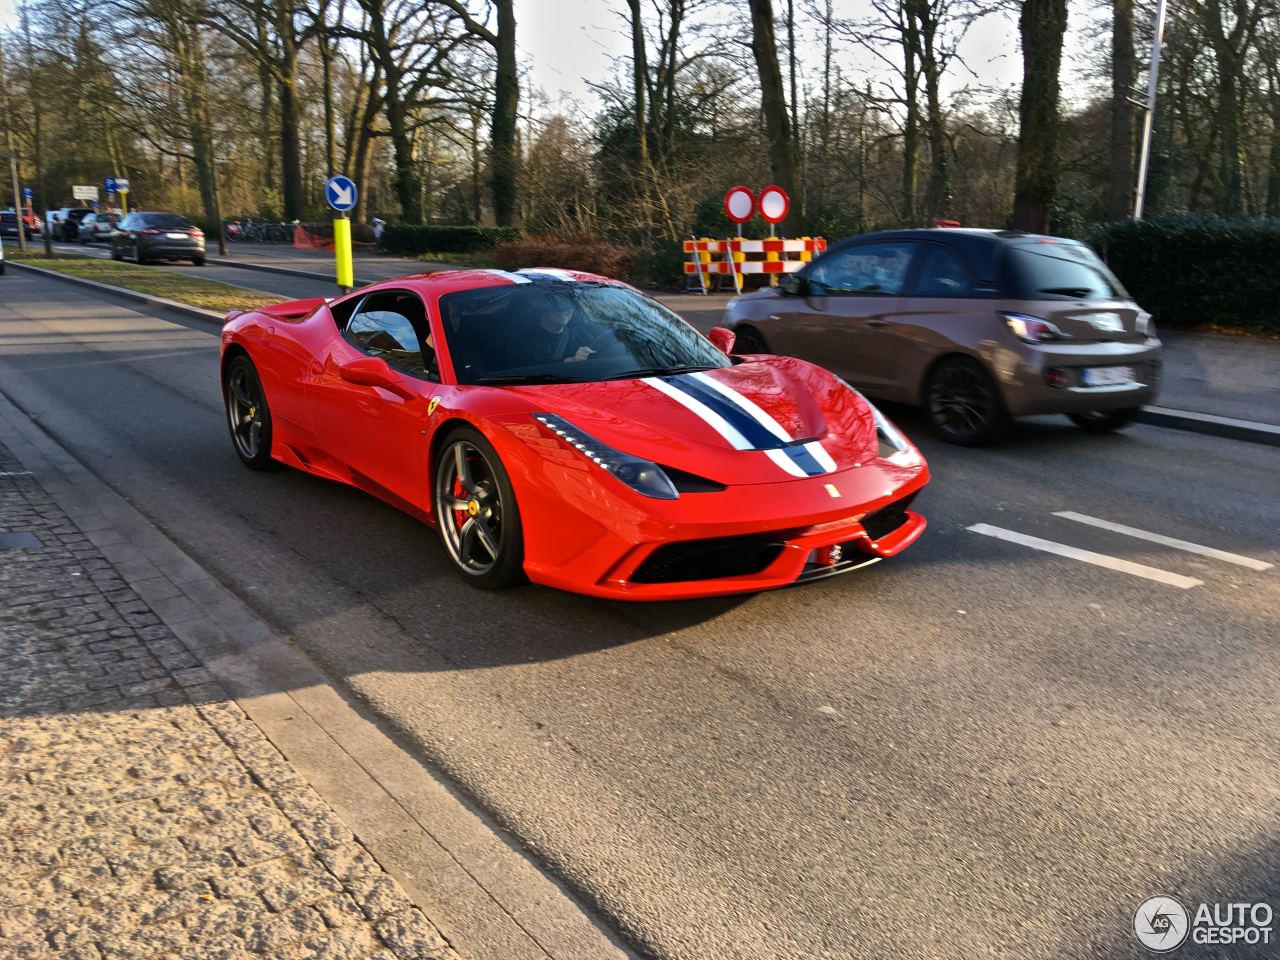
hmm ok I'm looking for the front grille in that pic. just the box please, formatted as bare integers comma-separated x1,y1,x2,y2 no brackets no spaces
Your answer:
861,492,918,542
630,534,785,584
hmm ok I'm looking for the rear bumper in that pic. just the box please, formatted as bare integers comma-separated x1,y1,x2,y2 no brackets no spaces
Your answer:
519,456,930,601
990,337,1161,417
142,239,205,257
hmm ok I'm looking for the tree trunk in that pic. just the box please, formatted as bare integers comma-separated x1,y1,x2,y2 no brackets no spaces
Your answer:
1267,73,1280,217
902,33,920,225
1012,0,1068,232
915,2,949,221
490,0,519,226
746,0,803,228
1216,63,1243,213
278,58,304,220
1107,0,1136,219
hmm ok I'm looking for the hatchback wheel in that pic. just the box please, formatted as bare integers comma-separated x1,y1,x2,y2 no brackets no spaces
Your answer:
1068,407,1141,433
733,327,771,355
926,356,1008,445
434,428,525,589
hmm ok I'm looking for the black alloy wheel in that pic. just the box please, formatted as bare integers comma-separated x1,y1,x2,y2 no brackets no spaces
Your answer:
926,355,1009,446
434,428,524,589
1068,407,1141,433
224,355,275,470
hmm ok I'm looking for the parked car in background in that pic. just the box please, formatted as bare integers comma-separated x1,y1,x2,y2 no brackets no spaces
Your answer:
46,206,93,241
724,228,1162,445
110,212,206,265
1,210,43,240
78,211,121,243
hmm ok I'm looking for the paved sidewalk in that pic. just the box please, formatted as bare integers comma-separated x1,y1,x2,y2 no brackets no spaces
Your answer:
0,440,458,960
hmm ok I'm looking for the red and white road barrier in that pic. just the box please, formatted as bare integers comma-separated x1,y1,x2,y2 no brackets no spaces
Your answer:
683,236,827,292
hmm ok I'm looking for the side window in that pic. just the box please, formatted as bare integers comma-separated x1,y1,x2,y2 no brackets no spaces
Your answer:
909,245,977,297
343,290,437,380
807,242,915,295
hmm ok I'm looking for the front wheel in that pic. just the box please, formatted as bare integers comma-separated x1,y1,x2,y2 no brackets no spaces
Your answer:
192,255,205,266
434,428,525,589
926,355,1009,446
223,354,275,470
1068,407,1141,433
732,326,771,355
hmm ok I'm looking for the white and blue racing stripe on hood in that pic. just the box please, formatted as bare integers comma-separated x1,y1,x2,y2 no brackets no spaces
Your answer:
643,372,837,478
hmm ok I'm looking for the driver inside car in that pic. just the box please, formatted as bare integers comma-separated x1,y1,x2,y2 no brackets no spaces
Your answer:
525,297,598,364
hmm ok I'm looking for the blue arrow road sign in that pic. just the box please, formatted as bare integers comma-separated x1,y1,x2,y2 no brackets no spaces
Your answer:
23,187,32,201
104,176,117,194
325,174,358,212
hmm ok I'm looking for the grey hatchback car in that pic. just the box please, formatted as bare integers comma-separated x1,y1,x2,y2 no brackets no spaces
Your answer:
724,228,1161,444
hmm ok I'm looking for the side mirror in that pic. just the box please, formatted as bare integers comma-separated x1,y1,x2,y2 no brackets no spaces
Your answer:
340,356,401,390
707,326,736,355
779,274,808,296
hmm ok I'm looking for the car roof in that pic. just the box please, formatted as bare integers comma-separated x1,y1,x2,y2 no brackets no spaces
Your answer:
828,227,1088,283
353,268,627,301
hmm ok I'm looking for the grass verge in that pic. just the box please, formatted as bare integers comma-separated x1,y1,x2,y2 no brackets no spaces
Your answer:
411,250,496,268
6,250,286,315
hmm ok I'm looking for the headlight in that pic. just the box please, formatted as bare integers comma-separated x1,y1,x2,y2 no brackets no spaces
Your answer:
533,413,679,500
1002,312,1067,343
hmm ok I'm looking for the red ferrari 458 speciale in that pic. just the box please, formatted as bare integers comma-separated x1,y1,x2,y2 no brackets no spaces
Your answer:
220,268,929,600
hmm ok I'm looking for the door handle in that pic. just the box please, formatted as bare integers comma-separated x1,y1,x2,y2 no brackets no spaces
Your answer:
867,319,889,327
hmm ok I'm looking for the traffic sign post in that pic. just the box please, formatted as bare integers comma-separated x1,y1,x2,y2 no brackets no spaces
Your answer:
73,184,98,203
325,174,358,293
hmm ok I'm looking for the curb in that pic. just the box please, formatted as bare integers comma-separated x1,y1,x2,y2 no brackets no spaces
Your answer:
0,382,634,960
8,258,225,326
1136,405,1280,447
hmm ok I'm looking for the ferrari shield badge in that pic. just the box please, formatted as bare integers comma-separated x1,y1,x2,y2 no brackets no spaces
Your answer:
427,396,442,416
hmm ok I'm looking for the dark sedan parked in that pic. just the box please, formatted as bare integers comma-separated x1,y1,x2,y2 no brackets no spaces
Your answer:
110,212,206,265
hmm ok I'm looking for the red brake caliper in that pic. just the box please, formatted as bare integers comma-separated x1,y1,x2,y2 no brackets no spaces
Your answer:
452,474,468,530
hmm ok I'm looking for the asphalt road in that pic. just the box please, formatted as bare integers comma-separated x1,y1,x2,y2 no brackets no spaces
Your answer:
2,268,1277,960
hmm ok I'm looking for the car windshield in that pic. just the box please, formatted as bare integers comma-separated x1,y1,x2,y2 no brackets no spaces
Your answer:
144,214,193,229
1003,243,1128,301
438,280,730,385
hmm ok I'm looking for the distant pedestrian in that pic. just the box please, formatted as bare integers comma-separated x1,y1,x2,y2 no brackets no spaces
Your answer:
372,217,385,242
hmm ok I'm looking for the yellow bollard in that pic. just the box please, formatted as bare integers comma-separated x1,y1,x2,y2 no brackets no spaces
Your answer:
334,216,354,291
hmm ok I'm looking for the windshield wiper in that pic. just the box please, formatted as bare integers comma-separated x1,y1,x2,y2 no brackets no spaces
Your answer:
472,374,587,385
601,364,722,381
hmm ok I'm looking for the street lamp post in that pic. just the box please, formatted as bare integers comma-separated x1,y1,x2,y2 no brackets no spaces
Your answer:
1132,0,1169,219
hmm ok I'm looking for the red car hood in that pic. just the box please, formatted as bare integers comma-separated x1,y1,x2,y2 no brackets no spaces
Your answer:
506,356,886,485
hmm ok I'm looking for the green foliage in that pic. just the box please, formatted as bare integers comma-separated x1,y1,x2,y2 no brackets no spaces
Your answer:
1087,214,1280,334
380,224,520,255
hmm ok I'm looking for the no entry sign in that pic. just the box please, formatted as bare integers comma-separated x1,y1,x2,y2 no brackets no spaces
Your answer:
758,185,790,223
723,186,755,224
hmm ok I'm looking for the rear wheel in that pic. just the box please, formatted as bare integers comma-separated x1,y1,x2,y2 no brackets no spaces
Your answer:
192,255,205,266
733,327,770,355
434,428,525,589
223,354,275,470
926,355,1008,446
1068,407,1141,433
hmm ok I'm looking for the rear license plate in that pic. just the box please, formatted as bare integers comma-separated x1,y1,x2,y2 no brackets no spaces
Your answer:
167,232,188,240
1081,365,1136,387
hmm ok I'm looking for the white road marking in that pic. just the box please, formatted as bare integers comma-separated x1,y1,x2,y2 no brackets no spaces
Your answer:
1053,511,1273,572
966,523,1204,589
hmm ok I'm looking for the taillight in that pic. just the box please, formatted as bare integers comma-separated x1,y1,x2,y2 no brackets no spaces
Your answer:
1002,312,1066,343
1136,314,1156,338
190,228,204,238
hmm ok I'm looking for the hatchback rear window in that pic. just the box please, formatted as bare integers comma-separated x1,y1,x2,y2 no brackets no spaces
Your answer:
1003,244,1127,301
143,214,194,229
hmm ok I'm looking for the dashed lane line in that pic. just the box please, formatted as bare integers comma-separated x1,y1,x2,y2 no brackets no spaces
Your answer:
1053,511,1273,572
966,523,1204,590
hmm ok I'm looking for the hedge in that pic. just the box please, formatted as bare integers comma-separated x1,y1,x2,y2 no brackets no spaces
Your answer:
1087,214,1280,335
379,224,519,255
492,235,636,279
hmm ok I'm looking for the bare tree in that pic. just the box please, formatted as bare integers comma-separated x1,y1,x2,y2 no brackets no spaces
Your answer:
747,0,803,226
1108,0,1136,218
